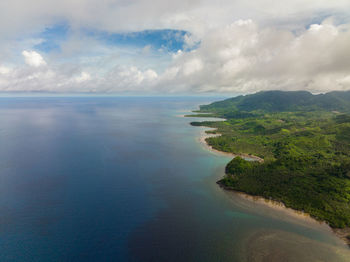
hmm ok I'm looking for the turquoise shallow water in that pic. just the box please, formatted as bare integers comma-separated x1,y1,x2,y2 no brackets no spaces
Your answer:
0,96,348,261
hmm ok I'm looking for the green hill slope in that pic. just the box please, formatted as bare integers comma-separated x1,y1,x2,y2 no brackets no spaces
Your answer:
200,90,350,114
191,90,350,244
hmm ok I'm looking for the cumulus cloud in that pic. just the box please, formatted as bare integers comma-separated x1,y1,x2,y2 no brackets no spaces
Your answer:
154,19,350,93
0,50,159,92
22,50,47,67
0,0,349,42
0,66,11,75
74,72,91,83
103,66,158,92
0,1,350,93
1,18,350,94
0,50,91,92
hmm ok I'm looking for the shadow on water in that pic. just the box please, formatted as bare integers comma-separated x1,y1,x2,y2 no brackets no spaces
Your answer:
128,166,350,262
128,115,350,262
0,97,349,261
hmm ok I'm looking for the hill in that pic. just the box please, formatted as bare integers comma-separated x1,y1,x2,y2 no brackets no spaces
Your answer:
190,90,350,245
199,90,350,114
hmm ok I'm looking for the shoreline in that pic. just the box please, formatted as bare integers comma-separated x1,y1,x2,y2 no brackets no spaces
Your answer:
217,180,325,224
198,128,264,162
195,125,350,247
217,181,350,247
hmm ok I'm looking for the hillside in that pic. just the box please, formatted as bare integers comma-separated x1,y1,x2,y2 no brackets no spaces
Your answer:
190,90,350,245
199,90,350,115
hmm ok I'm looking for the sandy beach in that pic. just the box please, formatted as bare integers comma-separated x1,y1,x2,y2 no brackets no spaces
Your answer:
220,183,325,225
196,125,350,247
219,183,350,247
198,127,264,162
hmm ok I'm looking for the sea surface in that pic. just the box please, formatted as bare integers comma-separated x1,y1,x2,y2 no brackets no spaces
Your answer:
0,96,349,261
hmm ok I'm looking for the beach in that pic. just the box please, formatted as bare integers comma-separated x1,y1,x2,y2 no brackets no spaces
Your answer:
220,184,350,247
197,125,350,247
198,127,264,161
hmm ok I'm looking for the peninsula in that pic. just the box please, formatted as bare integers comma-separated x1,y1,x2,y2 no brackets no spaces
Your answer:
190,90,350,246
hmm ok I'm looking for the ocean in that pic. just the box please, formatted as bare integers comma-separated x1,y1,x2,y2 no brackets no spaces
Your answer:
0,96,348,261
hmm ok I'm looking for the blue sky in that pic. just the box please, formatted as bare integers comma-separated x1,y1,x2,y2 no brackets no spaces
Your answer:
34,23,195,54
34,23,70,53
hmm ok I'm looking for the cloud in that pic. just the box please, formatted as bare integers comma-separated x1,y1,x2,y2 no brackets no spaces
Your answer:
153,19,350,93
0,50,89,92
103,66,158,92
74,72,91,83
22,50,47,67
0,0,349,40
0,50,159,93
1,18,350,94
182,58,203,76
0,66,11,75
0,1,350,93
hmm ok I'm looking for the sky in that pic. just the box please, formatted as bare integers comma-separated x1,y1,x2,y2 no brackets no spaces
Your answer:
0,0,350,94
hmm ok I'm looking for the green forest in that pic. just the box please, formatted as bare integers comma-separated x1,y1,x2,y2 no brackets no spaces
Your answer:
190,91,350,230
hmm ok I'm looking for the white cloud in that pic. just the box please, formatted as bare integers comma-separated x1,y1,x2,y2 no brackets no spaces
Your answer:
0,0,349,41
75,71,91,83
183,34,199,50
157,19,350,93
0,1,350,93
143,69,158,81
22,50,47,67
0,51,93,92
1,18,350,94
182,58,203,76
0,66,11,75
103,66,158,92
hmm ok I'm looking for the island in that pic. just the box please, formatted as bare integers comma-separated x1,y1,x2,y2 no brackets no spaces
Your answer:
189,90,350,246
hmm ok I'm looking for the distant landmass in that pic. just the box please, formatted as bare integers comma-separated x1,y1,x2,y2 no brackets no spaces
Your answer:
190,90,350,246
200,90,350,113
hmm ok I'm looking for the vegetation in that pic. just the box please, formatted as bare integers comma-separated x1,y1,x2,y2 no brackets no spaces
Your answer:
191,90,350,229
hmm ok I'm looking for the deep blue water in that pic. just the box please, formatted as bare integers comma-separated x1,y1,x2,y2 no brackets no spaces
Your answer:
0,97,349,261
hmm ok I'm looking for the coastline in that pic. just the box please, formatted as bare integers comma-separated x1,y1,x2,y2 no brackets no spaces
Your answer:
196,125,350,247
217,181,350,247
198,128,264,162
217,180,326,224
